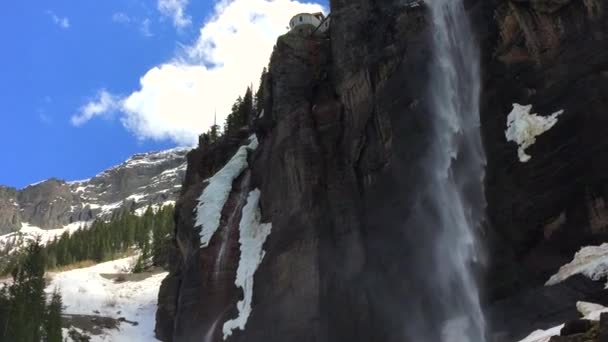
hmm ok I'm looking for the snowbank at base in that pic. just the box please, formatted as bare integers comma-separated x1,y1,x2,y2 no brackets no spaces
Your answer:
518,302,608,342
196,135,259,247
505,104,563,163
49,256,167,342
222,189,272,340
546,243,608,287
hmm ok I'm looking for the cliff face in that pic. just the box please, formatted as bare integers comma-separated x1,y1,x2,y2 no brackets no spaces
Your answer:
0,149,187,234
157,0,608,341
481,0,608,296
0,187,20,233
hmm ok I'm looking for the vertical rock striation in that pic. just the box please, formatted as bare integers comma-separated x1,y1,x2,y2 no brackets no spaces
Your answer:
157,0,608,341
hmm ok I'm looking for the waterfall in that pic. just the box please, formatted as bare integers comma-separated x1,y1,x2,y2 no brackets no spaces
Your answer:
418,0,486,341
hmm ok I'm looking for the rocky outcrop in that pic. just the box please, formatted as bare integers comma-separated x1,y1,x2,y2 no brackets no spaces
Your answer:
0,187,21,233
156,0,608,341
18,179,84,229
488,275,608,341
538,313,608,341
0,149,187,233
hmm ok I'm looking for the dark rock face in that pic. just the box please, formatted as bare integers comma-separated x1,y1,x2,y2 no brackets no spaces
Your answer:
599,313,608,341
488,275,608,341
157,0,608,341
18,179,83,230
155,131,253,342
0,187,20,233
481,0,608,297
0,149,187,233
561,319,595,336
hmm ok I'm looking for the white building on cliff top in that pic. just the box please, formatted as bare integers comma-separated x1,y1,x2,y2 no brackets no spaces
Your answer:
289,12,330,36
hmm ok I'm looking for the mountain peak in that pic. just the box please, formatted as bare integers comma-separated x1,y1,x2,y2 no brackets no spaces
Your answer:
0,148,189,234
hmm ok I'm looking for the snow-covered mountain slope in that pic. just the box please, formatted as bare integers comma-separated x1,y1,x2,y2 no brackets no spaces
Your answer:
0,148,188,234
0,221,90,255
46,256,167,342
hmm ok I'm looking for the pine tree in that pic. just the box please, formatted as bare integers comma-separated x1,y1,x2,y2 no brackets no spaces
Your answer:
44,289,63,342
240,87,254,127
209,112,221,142
254,68,267,115
1,239,47,342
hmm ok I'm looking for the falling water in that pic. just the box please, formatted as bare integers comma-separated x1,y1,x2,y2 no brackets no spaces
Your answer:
421,0,486,341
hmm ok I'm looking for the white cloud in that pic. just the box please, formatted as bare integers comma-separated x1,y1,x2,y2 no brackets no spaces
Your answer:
140,18,154,37
157,0,192,29
72,90,122,126
48,11,70,29
73,0,325,146
112,12,132,24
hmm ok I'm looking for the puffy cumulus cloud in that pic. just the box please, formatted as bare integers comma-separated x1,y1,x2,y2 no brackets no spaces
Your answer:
72,90,122,126
120,64,209,144
73,0,325,146
158,0,192,29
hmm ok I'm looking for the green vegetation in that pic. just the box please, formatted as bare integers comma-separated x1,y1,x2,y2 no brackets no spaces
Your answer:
42,205,175,272
0,240,63,342
200,67,267,144
0,204,176,341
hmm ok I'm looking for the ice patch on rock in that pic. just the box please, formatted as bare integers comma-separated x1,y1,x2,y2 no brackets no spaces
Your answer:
518,301,608,342
577,301,607,318
518,324,565,342
222,189,272,340
505,104,563,163
196,135,259,247
546,243,608,288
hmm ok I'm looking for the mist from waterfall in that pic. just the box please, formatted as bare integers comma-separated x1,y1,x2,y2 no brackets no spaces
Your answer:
416,0,486,341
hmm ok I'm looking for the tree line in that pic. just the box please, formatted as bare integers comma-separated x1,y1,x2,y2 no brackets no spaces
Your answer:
201,67,267,144
43,205,174,271
0,205,176,341
0,241,63,342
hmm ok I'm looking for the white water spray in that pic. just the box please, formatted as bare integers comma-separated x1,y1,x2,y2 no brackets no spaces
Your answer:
424,0,486,340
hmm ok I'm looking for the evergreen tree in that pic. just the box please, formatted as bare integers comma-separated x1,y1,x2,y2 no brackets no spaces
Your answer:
209,112,221,142
254,68,267,115
44,289,63,342
240,87,254,127
224,96,243,135
1,239,47,342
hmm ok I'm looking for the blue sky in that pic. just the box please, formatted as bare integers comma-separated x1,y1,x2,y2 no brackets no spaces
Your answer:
0,0,326,189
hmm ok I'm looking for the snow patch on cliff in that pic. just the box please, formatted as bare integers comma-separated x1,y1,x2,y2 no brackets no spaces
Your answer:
577,301,608,319
518,302,608,342
518,324,564,342
546,243,608,287
222,189,272,340
195,135,259,247
505,104,563,163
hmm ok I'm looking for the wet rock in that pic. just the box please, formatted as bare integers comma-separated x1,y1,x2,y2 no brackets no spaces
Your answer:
561,319,594,336
488,275,608,341
599,313,608,341
155,0,608,341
